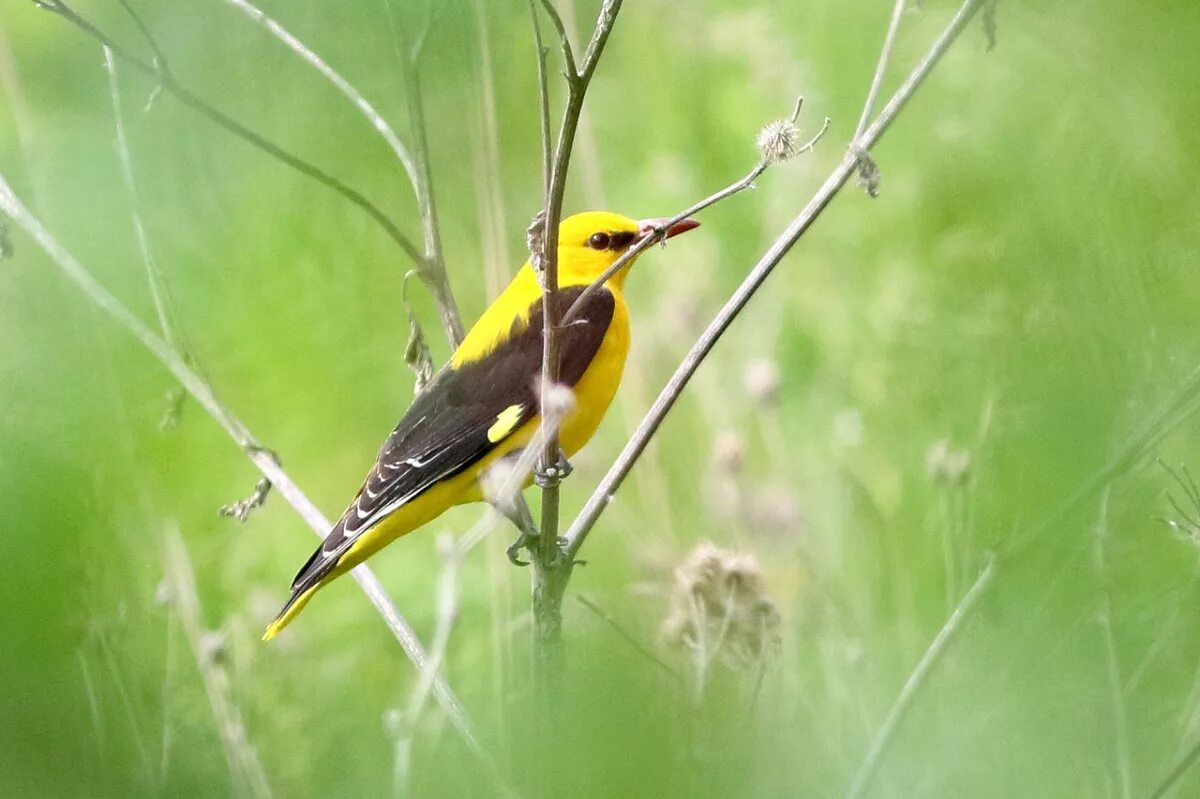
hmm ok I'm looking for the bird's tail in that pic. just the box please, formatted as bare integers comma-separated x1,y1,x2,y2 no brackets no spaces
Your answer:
262,581,322,641
262,544,341,640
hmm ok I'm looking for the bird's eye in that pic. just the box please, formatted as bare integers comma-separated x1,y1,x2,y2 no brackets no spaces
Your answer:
587,232,611,250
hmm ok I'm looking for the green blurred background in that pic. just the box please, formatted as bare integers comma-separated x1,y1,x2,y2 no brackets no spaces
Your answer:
3,0,1200,796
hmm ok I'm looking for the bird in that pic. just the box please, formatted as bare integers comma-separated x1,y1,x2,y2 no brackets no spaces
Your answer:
262,210,700,640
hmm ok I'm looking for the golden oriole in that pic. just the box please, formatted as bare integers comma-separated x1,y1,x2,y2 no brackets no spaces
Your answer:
263,211,699,639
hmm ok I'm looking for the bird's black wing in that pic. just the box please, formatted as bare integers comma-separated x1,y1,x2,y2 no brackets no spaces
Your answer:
287,285,615,596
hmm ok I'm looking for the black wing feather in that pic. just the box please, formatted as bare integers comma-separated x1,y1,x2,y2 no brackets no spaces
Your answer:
288,286,615,594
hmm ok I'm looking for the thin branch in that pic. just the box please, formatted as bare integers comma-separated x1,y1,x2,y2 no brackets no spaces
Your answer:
527,0,624,649
536,0,577,79
844,554,996,799
0,174,493,769
850,0,906,198
163,529,273,799
577,0,621,82
1150,737,1200,799
219,0,421,199
563,0,986,559
383,0,466,346
34,0,424,266
527,0,553,196
576,594,682,682
853,0,906,141
391,535,464,798
402,58,465,344
562,103,830,327
104,47,175,348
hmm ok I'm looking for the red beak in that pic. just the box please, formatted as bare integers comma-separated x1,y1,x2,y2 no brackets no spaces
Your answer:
636,217,700,244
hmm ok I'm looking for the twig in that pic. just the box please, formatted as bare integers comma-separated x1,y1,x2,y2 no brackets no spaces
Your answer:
851,0,903,199
104,47,179,352
853,0,906,141
220,0,421,193
562,102,830,327
92,622,153,779
34,0,425,266
390,535,464,798
536,0,576,78
526,0,624,650
219,475,273,522
844,554,996,799
576,594,682,682
1150,737,1200,799
384,0,466,346
163,529,273,799
563,0,987,561
0,174,491,769
527,0,553,197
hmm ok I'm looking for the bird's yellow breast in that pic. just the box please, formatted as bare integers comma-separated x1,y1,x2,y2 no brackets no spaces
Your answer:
556,290,630,456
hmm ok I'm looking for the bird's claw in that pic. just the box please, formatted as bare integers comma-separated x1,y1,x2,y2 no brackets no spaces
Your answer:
506,530,581,569
506,528,537,566
555,450,573,478
533,450,574,488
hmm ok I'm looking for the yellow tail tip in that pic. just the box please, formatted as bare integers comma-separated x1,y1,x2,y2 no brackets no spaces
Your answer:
260,582,320,642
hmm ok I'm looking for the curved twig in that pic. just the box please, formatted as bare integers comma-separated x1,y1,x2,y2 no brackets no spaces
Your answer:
35,0,424,266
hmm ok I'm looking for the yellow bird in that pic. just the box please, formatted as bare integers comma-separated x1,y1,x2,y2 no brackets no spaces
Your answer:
263,211,699,639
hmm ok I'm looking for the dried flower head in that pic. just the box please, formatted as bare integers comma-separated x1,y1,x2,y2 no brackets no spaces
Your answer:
926,439,971,485
661,543,780,667
1161,460,1200,548
199,629,228,667
743,357,780,405
712,430,745,474
748,481,804,539
756,117,802,164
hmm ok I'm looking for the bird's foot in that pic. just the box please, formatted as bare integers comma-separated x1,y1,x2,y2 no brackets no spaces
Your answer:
505,527,538,566
506,530,580,569
534,450,573,488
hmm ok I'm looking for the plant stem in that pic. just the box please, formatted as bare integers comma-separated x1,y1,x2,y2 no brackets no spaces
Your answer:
0,174,492,770
844,554,996,799
36,0,424,266
854,0,906,141
527,0,623,652
563,0,986,559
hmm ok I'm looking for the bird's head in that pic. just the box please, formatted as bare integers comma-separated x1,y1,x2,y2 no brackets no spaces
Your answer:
553,211,700,289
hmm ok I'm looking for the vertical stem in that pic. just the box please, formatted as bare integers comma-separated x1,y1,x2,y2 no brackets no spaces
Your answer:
532,84,585,651
529,0,622,655
398,46,465,346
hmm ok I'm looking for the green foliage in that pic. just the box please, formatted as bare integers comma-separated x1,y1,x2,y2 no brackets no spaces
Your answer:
3,0,1200,796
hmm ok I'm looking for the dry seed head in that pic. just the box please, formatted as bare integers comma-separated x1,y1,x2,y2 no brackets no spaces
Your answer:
756,118,802,164
713,430,745,474
748,481,804,539
744,357,781,405
926,439,971,485
662,543,781,666
200,629,228,667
